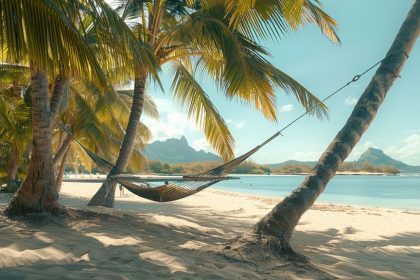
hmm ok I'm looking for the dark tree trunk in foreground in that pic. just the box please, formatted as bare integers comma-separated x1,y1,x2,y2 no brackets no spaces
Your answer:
88,71,147,207
5,69,61,214
239,0,420,256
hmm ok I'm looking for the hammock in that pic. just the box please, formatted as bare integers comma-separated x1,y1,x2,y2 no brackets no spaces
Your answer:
58,55,385,202
58,122,279,202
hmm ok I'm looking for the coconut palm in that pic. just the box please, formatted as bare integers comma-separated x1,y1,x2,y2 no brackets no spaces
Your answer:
88,0,339,207
53,79,158,192
0,92,31,192
232,0,420,259
0,0,158,214
0,64,32,191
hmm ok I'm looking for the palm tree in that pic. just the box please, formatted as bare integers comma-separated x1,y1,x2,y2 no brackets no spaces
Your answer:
88,0,339,207
0,92,31,192
0,0,156,214
53,79,158,192
0,64,32,192
233,0,420,259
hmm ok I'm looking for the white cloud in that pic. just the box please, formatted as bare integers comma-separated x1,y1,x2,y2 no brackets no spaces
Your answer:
143,112,196,142
344,96,358,106
226,119,246,129
279,104,294,112
384,134,420,165
192,138,212,152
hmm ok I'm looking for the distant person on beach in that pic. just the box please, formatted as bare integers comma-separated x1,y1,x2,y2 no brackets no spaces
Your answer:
119,184,124,197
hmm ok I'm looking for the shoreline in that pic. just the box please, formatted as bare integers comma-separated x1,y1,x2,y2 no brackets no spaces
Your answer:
62,175,420,211
63,172,417,180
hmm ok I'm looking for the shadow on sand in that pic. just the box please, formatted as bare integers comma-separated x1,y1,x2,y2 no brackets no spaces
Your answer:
0,193,419,279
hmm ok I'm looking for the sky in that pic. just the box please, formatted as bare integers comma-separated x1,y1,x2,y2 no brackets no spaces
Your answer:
141,0,420,166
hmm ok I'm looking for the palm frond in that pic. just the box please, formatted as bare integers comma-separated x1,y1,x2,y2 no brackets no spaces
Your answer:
116,89,160,120
0,0,108,87
171,62,234,160
0,64,30,85
302,0,340,44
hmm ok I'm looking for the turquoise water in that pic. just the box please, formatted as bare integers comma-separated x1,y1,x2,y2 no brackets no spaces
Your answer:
213,175,420,210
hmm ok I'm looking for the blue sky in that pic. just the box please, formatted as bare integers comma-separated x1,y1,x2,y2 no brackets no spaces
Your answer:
143,0,420,165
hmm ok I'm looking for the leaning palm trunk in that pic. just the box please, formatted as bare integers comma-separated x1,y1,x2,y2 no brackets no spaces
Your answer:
53,136,73,171
53,136,72,192
5,69,61,214
55,149,70,193
50,70,68,121
239,0,420,255
88,71,147,207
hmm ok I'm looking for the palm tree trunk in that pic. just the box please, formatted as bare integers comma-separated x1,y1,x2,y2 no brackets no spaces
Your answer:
5,68,61,215
50,70,68,120
55,149,69,193
6,151,20,193
246,0,420,252
12,81,22,98
88,71,147,207
53,135,72,171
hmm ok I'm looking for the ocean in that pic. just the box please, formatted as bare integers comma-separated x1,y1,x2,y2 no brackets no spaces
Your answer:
213,174,420,210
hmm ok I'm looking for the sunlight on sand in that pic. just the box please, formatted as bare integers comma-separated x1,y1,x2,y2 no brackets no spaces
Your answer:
0,181,419,279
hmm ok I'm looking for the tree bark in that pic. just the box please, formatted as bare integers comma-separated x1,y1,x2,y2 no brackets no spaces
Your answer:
88,71,147,207
53,135,72,172
5,68,62,215
249,0,420,247
6,152,20,193
55,149,69,193
12,81,22,98
50,70,68,120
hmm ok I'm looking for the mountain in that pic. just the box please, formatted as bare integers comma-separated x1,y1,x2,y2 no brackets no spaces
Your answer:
357,147,420,173
268,160,317,169
144,138,420,173
268,147,420,173
144,136,220,163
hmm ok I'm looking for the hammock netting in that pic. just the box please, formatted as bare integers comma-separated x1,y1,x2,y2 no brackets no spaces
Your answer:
58,123,281,202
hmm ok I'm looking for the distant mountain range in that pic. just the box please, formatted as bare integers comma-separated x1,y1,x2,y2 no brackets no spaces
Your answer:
144,137,420,173
269,147,420,173
144,136,220,163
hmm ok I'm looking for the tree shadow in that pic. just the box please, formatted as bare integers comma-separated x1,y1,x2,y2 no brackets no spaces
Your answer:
0,192,335,279
292,229,420,279
1,192,419,279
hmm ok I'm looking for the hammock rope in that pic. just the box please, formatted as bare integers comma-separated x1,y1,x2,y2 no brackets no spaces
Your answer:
58,54,395,203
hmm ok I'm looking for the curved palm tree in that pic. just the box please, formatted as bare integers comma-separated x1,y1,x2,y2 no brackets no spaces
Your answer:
1,0,158,214
53,79,158,192
88,0,339,207
233,0,420,259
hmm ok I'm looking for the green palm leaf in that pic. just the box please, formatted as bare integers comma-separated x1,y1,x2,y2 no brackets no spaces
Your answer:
0,64,30,85
171,62,234,160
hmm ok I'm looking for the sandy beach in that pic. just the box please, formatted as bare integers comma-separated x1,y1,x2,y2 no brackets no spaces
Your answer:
1,182,419,279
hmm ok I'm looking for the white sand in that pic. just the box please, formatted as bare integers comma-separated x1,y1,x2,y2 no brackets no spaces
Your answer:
0,182,419,279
